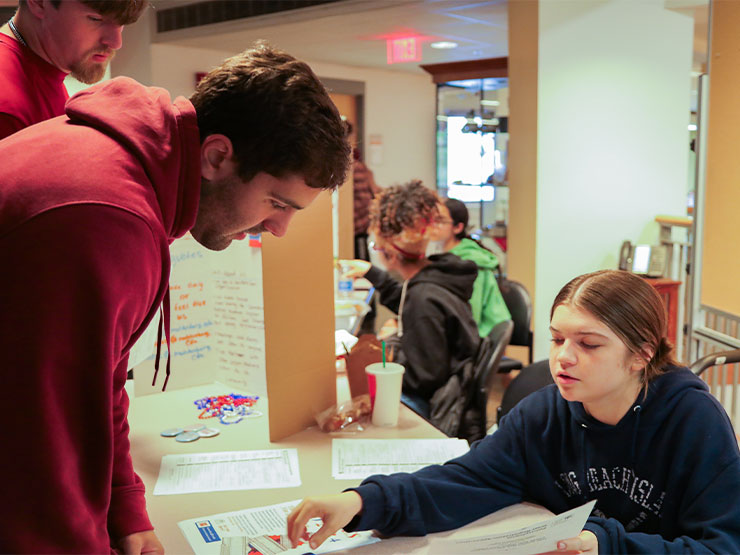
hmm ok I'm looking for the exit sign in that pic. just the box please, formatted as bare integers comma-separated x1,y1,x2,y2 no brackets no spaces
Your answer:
386,37,421,64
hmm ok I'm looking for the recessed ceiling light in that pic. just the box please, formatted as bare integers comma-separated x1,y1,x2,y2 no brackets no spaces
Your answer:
481,100,500,107
431,41,458,49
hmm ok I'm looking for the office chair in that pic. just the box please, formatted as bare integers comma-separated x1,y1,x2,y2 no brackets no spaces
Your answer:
496,359,554,425
403,320,513,442
497,278,534,373
689,349,740,376
465,319,514,441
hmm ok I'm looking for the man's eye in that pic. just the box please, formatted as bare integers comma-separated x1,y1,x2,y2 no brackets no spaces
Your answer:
271,202,288,211
88,15,103,22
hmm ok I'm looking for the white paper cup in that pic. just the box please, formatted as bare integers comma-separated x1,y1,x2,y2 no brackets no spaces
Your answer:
365,362,405,427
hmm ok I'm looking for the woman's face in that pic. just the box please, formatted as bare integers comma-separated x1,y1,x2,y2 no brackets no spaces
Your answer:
428,203,455,243
549,303,644,424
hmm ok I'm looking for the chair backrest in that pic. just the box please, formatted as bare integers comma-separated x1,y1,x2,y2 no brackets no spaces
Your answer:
498,278,534,363
472,320,514,432
689,349,740,376
497,359,554,424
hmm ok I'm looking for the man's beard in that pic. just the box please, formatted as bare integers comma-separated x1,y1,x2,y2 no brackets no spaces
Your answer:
69,50,115,84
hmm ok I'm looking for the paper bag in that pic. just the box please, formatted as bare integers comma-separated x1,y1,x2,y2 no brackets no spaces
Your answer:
345,334,383,398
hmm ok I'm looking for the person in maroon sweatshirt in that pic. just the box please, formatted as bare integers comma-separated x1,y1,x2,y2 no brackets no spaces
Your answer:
0,0,146,140
0,42,350,553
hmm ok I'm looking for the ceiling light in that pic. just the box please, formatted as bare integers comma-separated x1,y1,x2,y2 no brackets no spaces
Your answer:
431,41,458,49
480,100,500,107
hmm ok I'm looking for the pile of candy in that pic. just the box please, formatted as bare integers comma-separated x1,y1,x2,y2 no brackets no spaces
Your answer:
194,393,261,425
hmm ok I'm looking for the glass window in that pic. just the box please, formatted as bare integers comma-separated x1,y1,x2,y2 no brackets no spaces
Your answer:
436,77,509,263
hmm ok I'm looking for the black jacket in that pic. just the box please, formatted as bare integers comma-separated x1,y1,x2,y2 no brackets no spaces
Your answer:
365,253,481,403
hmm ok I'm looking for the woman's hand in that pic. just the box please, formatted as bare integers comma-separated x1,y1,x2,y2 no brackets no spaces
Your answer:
287,492,363,550
338,259,371,279
538,530,598,554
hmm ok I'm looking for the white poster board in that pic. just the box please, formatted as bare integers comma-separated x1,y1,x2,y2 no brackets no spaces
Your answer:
131,233,266,397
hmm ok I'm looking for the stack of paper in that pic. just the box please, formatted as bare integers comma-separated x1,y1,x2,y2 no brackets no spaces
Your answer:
428,500,597,555
153,449,301,495
332,438,470,480
179,501,379,555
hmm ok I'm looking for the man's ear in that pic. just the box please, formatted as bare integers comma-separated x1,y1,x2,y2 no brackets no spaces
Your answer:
200,134,234,181
25,0,48,19
452,222,465,236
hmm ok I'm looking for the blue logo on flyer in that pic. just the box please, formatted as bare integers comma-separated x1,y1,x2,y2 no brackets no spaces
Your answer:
195,520,220,543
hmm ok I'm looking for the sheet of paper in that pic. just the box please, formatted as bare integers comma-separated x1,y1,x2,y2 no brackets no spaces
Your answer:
335,329,358,357
332,438,469,479
153,449,300,495
428,500,597,555
179,500,379,555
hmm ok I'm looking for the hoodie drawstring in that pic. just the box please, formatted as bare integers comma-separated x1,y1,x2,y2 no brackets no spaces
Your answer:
397,279,409,338
151,288,172,391
579,421,589,501
630,405,642,467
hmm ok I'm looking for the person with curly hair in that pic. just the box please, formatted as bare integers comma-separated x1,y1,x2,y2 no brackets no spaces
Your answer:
341,180,482,439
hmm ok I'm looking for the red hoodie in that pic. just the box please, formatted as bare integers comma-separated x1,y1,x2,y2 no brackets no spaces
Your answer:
0,77,200,552
0,33,68,139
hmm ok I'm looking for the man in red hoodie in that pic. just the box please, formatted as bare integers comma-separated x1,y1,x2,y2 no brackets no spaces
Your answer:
0,42,350,553
0,0,146,140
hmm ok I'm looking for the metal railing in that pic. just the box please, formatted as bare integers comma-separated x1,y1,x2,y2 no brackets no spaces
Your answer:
690,307,740,429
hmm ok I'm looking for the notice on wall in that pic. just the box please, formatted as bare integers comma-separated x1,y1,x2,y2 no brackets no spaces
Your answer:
368,133,383,166
213,241,267,396
132,234,266,397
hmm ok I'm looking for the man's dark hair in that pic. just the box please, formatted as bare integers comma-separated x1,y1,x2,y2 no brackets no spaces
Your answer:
190,41,351,190
19,0,148,25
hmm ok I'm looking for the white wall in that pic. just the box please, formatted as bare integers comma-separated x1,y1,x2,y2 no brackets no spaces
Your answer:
533,0,693,358
305,60,437,190
110,6,154,86
147,44,436,190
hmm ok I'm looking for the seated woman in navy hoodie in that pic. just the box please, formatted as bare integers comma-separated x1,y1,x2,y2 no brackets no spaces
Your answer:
342,180,481,438
288,270,740,554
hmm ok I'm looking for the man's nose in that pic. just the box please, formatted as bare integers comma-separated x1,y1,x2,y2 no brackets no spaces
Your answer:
264,213,295,238
102,24,124,51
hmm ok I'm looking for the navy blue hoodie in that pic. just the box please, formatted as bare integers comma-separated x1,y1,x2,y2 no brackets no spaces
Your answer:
348,367,740,553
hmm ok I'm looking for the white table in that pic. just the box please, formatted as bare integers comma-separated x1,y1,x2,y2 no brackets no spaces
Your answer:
128,382,553,553
128,382,456,553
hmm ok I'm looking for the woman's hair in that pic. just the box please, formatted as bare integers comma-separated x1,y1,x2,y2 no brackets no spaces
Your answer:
444,198,495,254
551,270,677,389
370,180,439,262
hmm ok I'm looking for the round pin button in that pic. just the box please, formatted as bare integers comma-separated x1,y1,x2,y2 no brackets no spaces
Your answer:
197,427,220,438
161,428,184,437
175,431,200,443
